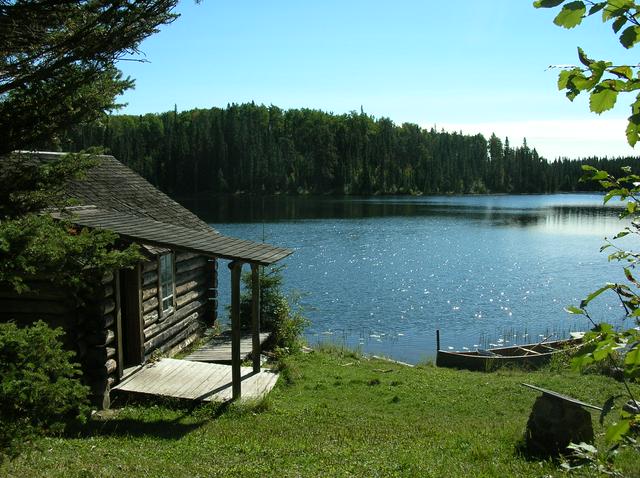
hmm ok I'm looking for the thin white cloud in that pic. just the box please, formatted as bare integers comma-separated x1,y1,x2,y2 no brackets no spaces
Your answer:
434,119,639,160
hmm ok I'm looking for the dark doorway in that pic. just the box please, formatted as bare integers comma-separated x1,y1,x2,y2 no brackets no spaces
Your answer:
118,265,144,373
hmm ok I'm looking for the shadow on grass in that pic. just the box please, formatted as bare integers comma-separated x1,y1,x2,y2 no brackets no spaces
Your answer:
65,393,232,441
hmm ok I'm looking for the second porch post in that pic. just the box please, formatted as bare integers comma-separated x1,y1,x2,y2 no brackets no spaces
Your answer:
229,261,242,400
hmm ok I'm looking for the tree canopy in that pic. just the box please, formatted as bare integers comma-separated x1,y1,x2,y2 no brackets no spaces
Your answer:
0,0,178,155
0,1,179,295
59,103,639,196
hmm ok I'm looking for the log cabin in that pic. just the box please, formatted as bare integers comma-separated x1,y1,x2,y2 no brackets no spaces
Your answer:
0,152,292,408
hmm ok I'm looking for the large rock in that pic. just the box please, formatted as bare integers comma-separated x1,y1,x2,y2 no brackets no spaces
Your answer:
525,394,594,456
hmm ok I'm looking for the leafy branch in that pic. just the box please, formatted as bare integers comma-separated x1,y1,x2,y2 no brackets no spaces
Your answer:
535,0,640,145
563,165,640,447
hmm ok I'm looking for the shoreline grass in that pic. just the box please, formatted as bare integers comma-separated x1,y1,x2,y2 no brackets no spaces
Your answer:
2,348,638,477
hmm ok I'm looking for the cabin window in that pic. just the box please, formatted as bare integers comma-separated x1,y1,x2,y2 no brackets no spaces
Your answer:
159,253,175,314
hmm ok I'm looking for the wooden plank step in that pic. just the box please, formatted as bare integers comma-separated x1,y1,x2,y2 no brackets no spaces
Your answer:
184,331,271,363
113,358,279,402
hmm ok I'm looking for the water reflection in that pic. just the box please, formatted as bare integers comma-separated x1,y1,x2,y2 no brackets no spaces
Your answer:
181,194,626,237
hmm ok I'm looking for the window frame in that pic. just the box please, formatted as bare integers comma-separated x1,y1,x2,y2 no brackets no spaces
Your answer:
158,252,175,316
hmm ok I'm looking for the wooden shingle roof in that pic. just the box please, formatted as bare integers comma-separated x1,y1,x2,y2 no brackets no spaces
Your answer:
35,152,292,265
54,207,291,265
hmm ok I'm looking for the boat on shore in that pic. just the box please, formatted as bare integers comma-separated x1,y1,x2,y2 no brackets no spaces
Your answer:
435,331,582,371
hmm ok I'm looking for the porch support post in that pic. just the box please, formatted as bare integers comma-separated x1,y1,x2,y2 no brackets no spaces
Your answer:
251,263,261,373
229,261,242,400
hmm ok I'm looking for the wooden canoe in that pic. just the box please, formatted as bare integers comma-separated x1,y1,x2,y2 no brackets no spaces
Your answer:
435,337,582,371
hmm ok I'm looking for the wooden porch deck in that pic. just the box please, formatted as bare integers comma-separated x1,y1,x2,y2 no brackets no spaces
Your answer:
112,358,278,402
184,330,271,363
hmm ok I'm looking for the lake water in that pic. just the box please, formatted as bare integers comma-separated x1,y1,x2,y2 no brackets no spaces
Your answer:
183,194,632,364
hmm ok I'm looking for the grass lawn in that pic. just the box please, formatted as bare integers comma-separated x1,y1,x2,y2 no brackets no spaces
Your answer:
2,347,638,477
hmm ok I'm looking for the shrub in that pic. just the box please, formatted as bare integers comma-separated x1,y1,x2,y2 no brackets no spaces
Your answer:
0,321,89,460
238,265,309,354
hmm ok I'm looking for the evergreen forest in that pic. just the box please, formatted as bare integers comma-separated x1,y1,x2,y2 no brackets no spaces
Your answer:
55,102,639,197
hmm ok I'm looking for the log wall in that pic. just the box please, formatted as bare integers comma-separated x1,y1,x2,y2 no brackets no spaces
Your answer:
0,273,118,409
0,250,218,410
0,281,78,348
141,251,216,360
77,271,119,409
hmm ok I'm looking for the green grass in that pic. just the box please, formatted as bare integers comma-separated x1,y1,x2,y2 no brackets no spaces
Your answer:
2,348,638,477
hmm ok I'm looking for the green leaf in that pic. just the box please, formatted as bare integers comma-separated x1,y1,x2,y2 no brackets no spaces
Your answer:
612,14,627,33
534,0,565,6
590,170,610,180
577,46,593,66
593,342,615,360
610,65,633,80
614,230,630,239
620,25,640,48
588,2,606,15
602,189,627,204
605,419,631,443
565,305,585,314
580,283,615,308
558,70,572,90
603,0,636,21
590,86,618,113
624,343,640,367
571,352,595,370
553,1,586,28
626,115,640,147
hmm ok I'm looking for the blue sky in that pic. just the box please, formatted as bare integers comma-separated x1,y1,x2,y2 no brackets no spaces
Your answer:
116,0,639,160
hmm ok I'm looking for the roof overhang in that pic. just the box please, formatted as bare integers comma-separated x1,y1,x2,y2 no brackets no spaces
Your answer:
52,207,292,266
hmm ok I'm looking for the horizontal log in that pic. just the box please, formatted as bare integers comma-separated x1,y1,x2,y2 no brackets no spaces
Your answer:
81,328,115,347
176,250,200,262
1,299,73,316
85,298,115,317
144,298,205,341
175,256,207,275
176,267,208,287
144,306,204,352
83,355,116,380
0,287,68,301
176,287,207,309
142,270,158,287
81,311,114,331
142,296,158,315
164,329,202,358
145,320,202,360
106,359,117,375
142,259,158,273
101,272,113,285
87,377,109,396
143,309,159,328
102,284,114,299
175,276,208,297
103,313,115,329
105,328,116,346
84,346,111,368
0,312,72,327
142,284,157,301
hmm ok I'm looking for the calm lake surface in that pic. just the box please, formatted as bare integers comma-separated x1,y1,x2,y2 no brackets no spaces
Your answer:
183,194,631,364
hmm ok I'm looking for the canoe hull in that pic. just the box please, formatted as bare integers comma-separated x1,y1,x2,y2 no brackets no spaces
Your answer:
436,338,581,372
